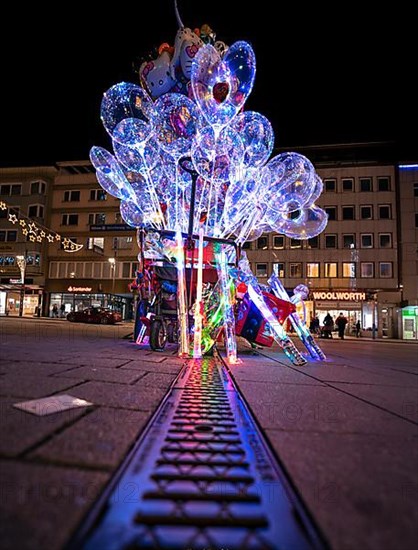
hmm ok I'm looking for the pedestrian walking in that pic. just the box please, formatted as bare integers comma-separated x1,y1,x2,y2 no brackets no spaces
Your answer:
52,304,58,318
336,312,348,339
60,303,66,318
355,320,361,338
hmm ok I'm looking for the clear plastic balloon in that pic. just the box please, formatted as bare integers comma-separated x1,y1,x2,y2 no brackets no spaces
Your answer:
190,41,256,129
112,117,153,147
101,83,155,137
113,136,159,173
89,146,134,201
231,111,274,167
153,93,200,158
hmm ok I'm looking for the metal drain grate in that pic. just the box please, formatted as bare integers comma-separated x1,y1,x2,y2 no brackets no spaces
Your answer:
70,357,327,550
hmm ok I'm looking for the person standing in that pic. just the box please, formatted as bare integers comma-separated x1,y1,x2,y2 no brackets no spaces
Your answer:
60,302,66,318
355,320,361,338
336,312,348,339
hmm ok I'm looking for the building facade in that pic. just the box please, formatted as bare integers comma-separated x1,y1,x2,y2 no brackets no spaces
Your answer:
0,166,56,316
45,161,137,319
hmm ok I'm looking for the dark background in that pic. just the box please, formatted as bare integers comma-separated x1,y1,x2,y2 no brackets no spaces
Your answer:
2,0,415,166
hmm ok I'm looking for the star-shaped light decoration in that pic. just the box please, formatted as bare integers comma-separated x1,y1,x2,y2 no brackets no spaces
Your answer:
28,222,38,234
29,235,36,242
22,228,29,236
0,201,7,210
47,234,55,242
62,238,71,249
55,234,61,241
36,235,42,242
19,219,26,227
8,213,18,224
40,230,46,237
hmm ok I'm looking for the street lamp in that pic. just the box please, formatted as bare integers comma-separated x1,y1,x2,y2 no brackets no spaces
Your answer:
16,255,26,317
108,257,116,305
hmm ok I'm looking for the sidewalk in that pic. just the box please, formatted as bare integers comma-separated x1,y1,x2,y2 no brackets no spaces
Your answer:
0,322,417,549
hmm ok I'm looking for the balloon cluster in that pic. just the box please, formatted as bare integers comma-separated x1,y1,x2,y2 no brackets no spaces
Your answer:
90,37,327,243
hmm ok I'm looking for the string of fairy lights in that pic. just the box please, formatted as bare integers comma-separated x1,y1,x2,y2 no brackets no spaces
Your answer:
0,200,83,252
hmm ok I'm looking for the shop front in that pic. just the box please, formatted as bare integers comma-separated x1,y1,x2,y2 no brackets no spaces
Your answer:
0,283,43,317
47,283,133,320
311,290,376,337
401,306,418,340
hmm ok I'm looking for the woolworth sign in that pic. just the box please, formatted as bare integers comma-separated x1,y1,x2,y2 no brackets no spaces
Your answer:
312,291,366,301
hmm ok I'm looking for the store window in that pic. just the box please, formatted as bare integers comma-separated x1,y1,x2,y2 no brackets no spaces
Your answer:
324,263,337,277
306,263,319,277
256,263,268,277
361,262,374,277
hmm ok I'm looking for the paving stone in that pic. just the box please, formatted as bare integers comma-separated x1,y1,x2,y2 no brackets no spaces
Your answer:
236,380,418,436
30,407,150,469
53,366,146,384
135,371,178,388
0,397,87,457
265,429,418,550
0,459,109,550
0,375,81,399
0,361,76,376
70,381,169,412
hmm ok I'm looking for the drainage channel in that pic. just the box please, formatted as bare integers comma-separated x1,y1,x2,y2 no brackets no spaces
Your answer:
69,356,328,550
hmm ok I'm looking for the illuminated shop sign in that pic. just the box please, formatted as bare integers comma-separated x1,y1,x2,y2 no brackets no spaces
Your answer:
67,286,92,292
313,291,366,301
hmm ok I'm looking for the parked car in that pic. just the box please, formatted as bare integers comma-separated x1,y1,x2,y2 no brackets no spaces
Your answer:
66,307,122,324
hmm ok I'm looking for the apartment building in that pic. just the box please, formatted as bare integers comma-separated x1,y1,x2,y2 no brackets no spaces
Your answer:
46,161,137,319
0,165,56,315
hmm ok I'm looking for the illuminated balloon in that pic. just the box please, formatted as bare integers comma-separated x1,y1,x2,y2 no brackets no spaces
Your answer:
232,111,274,167
101,83,154,137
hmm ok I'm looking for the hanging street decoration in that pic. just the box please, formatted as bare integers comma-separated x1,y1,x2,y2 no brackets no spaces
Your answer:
0,200,83,253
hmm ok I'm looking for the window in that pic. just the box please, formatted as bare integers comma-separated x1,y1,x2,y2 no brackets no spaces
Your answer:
379,205,391,219
0,184,21,196
361,234,373,248
257,236,268,249
0,254,16,265
87,237,104,251
360,205,373,219
324,263,337,277
0,231,5,241
122,262,132,278
325,235,337,248
242,242,251,250
90,189,107,201
307,236,319,248
342,206,355,220
414,183,418,198
115,212,122,223
273,236,284,249
290,238,301,249
343,234,355,248
306,263,319,277
28,204,44,218
342,178,354,191
89,213,106,225
325,206,337,221
379,262,392,278
379,234,392,248
360,178,372,192
256,263,268,277
114,236,133,250
342,262,356,278
324,179,336,192
289,263,302,278
31,180,46,194
61,214,79,226
361,262,374,278
26,253,41,266
378,177,390,191
63,190,80,202
0,230,17,242
273,263,285,277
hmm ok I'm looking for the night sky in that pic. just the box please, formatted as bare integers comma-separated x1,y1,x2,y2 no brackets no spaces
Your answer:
2,1,415,167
